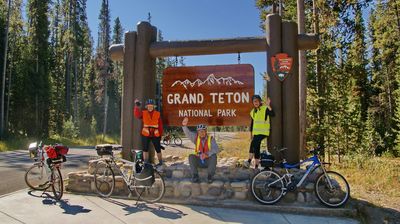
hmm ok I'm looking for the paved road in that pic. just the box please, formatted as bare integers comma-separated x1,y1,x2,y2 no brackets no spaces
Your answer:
0,190,360,224
0,148,97,196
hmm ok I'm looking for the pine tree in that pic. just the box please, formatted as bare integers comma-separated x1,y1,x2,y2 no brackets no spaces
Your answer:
23,0,51,137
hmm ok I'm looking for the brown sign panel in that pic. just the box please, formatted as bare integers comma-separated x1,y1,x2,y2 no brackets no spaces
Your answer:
162,64,254,126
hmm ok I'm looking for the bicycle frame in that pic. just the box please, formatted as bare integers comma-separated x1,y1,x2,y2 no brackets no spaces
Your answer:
280,154,324,188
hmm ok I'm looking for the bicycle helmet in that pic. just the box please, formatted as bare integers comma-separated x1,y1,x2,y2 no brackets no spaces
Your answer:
196,124,207,130
145,99,155,106
252,95,262,101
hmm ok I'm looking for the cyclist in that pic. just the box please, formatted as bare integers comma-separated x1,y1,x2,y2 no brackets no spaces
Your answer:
134,98,164,168
182,117,219,184
244,95,274,169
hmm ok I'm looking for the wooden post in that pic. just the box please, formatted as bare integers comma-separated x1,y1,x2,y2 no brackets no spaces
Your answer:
266,14,283,157
121,31,137,160
282,21,300,164
133,22,157,163
298,0,307,159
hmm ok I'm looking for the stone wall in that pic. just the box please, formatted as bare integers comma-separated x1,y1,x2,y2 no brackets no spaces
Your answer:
66,156,322,205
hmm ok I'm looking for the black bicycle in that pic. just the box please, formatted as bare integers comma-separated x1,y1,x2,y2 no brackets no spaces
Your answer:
162,131,182,146
93,145,165,203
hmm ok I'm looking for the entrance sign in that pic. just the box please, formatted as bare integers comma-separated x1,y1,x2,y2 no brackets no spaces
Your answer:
162,64,254,126
271,53,293,81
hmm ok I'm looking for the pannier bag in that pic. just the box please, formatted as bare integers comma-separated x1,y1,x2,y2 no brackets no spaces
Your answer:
96,144,114,156
45,145,68,165
55,145,69,156
134,163,155,187
260,151,275,168
28,142,38,158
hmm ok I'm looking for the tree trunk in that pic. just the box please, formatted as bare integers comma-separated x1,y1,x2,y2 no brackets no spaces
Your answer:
297,0,307,159
0,0,12,138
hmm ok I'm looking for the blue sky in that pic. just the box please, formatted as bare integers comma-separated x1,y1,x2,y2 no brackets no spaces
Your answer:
86,0,267,94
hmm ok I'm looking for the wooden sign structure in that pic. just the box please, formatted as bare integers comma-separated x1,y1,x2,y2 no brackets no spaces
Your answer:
162,64,254,126
109,14,319,164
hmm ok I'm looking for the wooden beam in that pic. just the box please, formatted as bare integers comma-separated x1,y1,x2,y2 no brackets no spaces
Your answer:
120,32,136,160
266,14,283,159
111,35,319,60
149,37,267,57
110,44,124,61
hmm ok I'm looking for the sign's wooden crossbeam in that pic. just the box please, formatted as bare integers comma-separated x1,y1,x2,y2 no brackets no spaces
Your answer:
110,34,318,61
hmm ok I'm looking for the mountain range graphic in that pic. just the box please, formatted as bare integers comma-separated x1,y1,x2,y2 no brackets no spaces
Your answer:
171,74,244,89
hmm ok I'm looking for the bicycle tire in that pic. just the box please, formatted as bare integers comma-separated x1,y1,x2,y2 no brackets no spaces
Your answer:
133,169,165,203
93,161,115,197
163,138,170,146
315,171,350,208
251,170,285,205
25,163,50,190
51,167,63,200
174,137,182,146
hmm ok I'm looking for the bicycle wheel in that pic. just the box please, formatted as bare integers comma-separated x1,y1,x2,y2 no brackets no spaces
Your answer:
25,163,50,190
163,138,170,146
251,170,285,205
133,170,165,203
51,166,63,200
315,171,350,208
174,137,182,146
93,161,115,197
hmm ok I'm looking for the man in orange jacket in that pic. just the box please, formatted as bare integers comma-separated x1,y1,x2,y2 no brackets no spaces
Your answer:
134,98,163,167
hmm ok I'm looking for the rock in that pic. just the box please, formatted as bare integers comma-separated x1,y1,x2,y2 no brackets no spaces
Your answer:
172,156,180,161
283,192,296,202
207,187,222,196
297,192,305,203
164,155,173,162
306,192,316,203
210,180,224,188
231,181,248,189
172,170,184,178
305,183,314,190
234,191,247,200
195,195,218,201
191,183,201,197
200,182,209,194
178,180,192,198
164,186,175,197
224,189,234,199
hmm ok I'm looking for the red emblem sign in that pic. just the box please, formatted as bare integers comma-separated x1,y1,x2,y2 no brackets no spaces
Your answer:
271,53,293,81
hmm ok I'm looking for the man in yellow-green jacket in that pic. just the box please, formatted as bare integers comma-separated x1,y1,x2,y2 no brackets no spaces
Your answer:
244,95,274,169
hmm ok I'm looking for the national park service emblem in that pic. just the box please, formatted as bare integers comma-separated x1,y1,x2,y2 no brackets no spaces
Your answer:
271,53,293,82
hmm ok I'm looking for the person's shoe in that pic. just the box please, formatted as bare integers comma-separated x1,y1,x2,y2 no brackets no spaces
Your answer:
191,175,200,183
207,175,213,184
243,160,250,168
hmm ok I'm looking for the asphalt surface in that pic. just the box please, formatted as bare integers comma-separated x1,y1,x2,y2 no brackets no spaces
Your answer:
0,147,97,196
0,190,360,224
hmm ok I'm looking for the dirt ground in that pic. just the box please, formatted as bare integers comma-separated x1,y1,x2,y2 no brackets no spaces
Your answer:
162,132,241,158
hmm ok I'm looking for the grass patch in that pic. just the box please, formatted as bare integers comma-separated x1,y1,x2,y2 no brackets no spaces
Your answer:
0,134,120,152
219,132,251,159
331,155,400,208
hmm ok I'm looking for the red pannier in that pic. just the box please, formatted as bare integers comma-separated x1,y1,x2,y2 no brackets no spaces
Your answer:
45,146,58,159
55,145,69,156
45,145,69,159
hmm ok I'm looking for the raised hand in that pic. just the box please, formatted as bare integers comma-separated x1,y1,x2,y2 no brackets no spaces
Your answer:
182,117,189,126
135,99,141,106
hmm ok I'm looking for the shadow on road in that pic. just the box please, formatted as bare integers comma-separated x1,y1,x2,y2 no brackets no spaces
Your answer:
101,197,187,220
28,190,92,215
